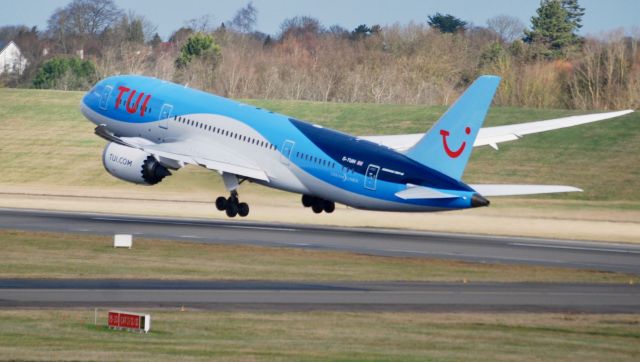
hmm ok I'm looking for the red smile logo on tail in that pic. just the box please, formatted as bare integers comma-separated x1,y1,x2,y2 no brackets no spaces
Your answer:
440,127,471,158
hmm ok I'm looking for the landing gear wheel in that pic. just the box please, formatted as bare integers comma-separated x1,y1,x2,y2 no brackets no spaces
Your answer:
215,196,227,211
301,195,314,208
323,201,335,213
226,202,239,217
238,202,250,217
311,203,323,214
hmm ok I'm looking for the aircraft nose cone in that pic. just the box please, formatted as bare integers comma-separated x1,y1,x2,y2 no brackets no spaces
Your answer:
471,193,490,208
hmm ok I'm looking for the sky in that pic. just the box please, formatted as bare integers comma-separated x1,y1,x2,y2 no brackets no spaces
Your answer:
2,0,639,40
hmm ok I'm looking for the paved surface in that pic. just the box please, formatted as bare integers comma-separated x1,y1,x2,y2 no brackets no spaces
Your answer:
1,208,639,273
1,279,638,312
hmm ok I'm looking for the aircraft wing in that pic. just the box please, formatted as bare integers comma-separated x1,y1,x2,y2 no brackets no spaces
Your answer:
136,139,270,181
94,125,269,181
360,110,633,151
474,110,633,150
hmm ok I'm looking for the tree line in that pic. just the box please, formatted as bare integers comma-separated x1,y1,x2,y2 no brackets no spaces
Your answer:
0,0,638,110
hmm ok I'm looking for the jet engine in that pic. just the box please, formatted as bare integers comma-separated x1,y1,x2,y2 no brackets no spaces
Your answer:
102,142,171,185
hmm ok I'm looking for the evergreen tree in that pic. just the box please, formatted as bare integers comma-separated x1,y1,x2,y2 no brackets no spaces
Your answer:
33,57,97,90
262,35,272,47
524,0,577,58
351,24,372,39
561,0,585,30
427,13,467,33
175,33,221,69
150,33,162,48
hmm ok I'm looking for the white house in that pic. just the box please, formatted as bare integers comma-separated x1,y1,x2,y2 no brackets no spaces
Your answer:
0,40,28,75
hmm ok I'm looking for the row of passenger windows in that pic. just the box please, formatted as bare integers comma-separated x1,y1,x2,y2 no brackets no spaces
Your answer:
295,151,356,173
173,115,277,151
296,151,336,168
171,114,355,172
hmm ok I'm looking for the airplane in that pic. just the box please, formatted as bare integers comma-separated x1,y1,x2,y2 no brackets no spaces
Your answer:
80,74,633,218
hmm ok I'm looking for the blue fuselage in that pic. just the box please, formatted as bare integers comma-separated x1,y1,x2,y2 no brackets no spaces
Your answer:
81,75,478,211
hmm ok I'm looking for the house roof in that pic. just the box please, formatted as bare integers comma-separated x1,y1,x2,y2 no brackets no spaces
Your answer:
0,40,20,53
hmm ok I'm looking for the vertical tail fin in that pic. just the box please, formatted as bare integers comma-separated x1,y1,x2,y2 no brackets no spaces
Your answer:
404,75,501,180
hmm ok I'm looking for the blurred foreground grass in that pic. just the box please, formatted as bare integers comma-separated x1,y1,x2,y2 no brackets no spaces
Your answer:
0,310,638,361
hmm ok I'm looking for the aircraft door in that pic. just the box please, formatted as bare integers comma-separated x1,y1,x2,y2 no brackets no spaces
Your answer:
280,140,295,165
158,103,173,133
364,164,380,190
99,85,113,110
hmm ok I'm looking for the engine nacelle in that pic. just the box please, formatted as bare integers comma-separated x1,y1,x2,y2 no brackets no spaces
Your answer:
102,142,171,185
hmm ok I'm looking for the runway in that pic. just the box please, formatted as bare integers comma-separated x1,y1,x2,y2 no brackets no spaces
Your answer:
1,208,639,273
1,279,638,312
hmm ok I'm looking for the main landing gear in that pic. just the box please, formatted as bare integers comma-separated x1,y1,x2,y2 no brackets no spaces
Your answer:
302,194,335,214
216,190,250,218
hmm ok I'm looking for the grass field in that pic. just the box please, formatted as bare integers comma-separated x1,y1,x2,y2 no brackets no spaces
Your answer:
2,89,638,361
1,310,638,361
0,88,638,204
0,230,635,283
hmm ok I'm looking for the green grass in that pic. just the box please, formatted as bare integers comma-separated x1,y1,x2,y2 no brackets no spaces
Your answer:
0,88,638,204
0,230,635,283
0,310,638,361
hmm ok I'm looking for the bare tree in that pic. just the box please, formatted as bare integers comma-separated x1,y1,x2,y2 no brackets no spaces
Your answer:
48,0,122,37
185,14,216,33
230,2,257,33
47,0,122,53
486,15,525,43
279,16,324,39
112,11,157,43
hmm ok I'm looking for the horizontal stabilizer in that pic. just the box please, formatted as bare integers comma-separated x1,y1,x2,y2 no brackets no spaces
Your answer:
395,185,459,200
470,184,582,197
